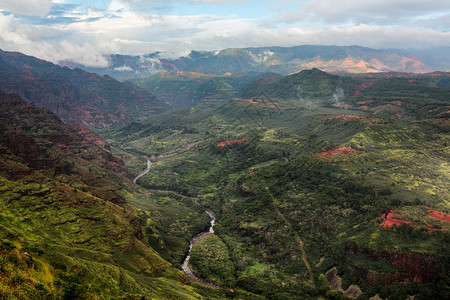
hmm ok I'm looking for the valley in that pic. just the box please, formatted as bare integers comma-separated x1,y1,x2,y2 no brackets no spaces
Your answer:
1,0,450,297
100,68,449,299
0,47,449,299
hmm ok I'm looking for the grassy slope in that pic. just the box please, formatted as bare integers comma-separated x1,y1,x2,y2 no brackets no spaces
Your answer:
0,92,208,299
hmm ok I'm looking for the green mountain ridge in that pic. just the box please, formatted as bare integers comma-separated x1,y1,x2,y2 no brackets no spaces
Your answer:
128,71,282,109
238,68,344,100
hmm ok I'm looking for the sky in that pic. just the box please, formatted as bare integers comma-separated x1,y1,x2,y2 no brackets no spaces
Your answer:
0,0,449,67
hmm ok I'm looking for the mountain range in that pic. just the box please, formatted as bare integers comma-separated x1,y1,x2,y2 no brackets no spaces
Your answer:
62,45,450,81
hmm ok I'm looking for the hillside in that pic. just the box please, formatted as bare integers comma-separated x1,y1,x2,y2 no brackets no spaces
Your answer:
128,71,281,108
0,91,260,299
102,69,450,299
65,45,450,81
0,50,168,128
238,68,344,100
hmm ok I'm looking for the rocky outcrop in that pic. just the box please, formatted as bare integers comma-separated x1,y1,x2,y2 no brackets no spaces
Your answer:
346,244,440,284
325,267,363,299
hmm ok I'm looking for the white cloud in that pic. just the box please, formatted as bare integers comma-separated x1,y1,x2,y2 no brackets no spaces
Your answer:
114,65,133,71
0,12,115,67
300,0,450,27
0,0,56,16
0,0,449,68
190,0,247,4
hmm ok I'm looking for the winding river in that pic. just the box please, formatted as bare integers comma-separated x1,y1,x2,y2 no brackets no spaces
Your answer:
181,208,222,289
133,156,151,184
133,156,223,289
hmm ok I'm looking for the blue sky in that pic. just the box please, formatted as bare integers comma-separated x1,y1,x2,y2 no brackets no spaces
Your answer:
0,0,449,67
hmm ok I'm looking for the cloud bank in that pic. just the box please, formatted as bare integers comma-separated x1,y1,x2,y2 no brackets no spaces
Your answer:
0,0,449,67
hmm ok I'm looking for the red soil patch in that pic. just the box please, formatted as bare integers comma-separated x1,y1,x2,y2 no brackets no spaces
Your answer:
341,56,353,66
369,58,389,70
399,57,429,72
217,139,249,147
380,207,448,232
358,106,370,111
305,56,322,67
391,101,403,106
316,146,359,162
426,207,450,222
332,102,352,109
355,60,368,69
161,60,179,72
429,118,450,125
427,106,450,113
352,82,375,96
357,100,374,105
380,211,412,228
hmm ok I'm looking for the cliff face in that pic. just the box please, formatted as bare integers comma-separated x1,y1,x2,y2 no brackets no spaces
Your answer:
346,244,441,284
0,50,169,128
0,92,131,181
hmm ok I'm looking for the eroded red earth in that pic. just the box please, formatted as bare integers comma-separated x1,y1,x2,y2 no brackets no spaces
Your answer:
380,207,449,232
352,81,376,96
217,139,249,147
426,207,450,222
316,146,359,162
380,211,412,228
357,100,374,105
332,102,352,109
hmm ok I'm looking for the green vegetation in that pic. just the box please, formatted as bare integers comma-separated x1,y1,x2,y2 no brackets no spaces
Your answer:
0,92,208,299
103,69,450,299
1,65,449,298
189,234,236,286
128,70,280,108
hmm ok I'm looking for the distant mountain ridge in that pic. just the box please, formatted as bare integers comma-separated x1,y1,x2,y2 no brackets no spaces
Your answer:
62,45,450,81
0,50,168,128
